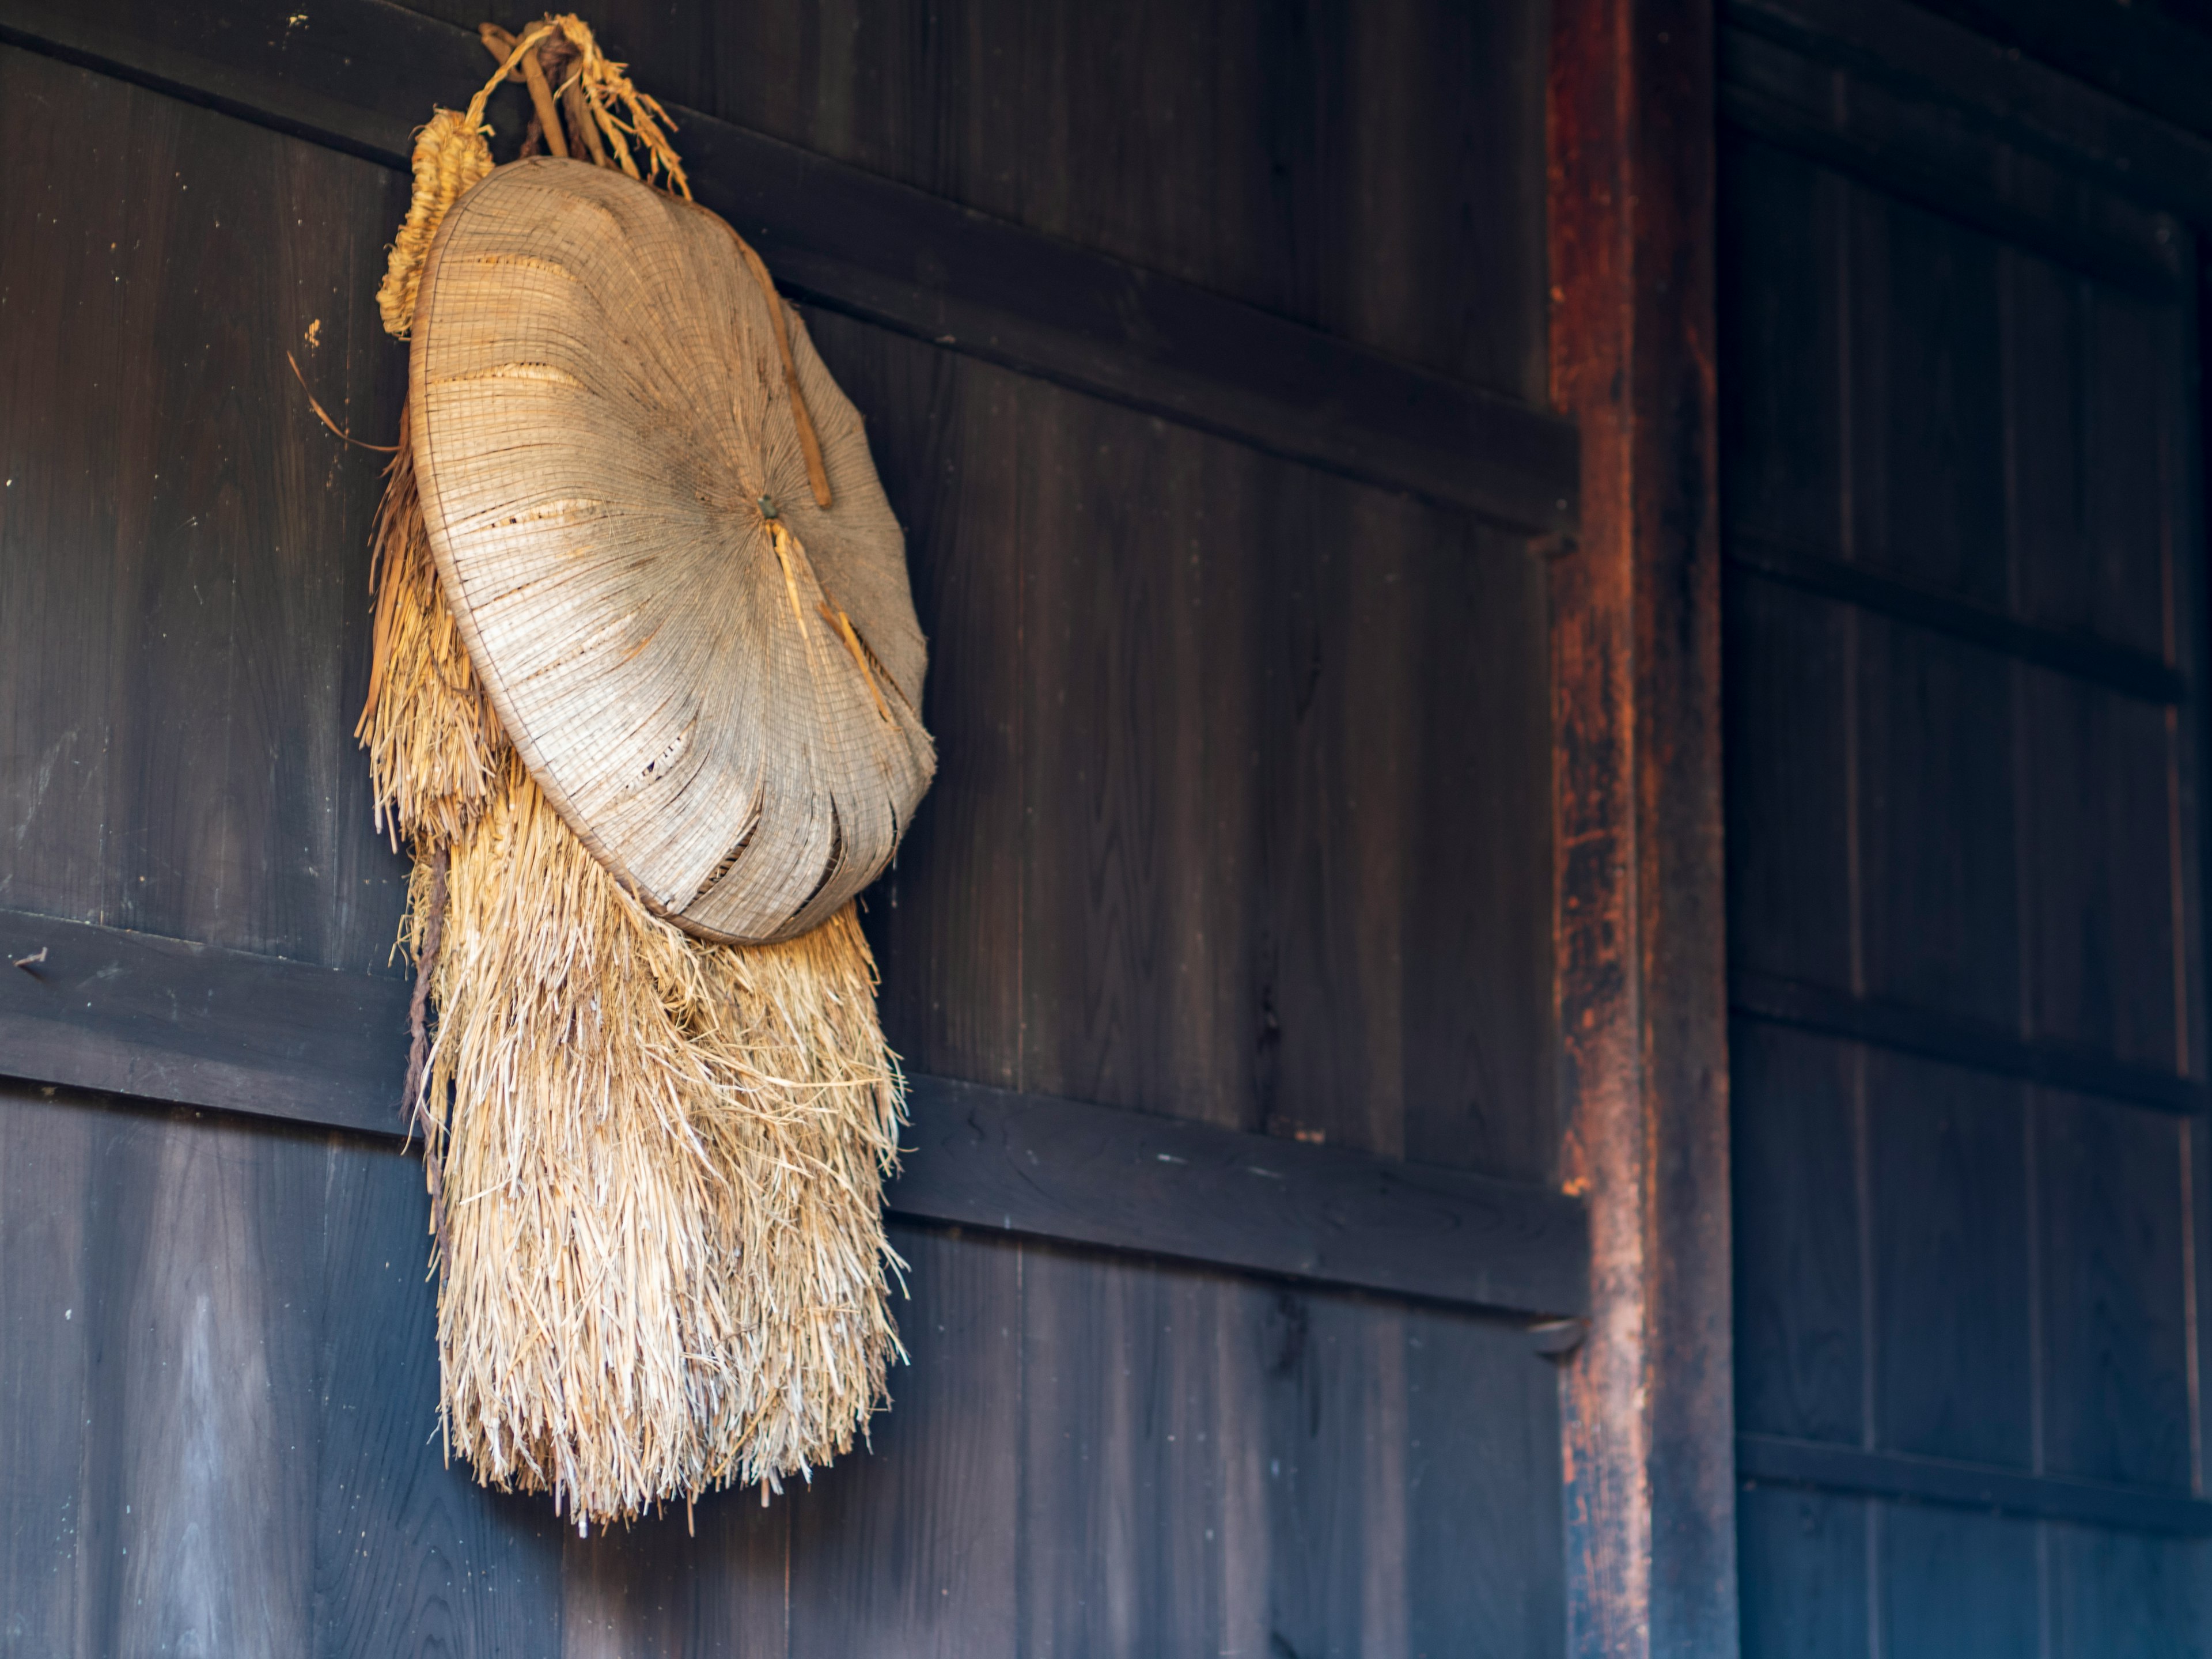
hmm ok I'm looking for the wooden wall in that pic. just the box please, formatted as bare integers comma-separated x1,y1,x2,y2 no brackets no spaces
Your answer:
1720,1,2212,1649
0,0,1570,1649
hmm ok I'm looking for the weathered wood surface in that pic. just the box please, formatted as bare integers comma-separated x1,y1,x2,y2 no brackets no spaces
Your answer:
0,907,1589,1317
1548,0,1738,1654
0,0,1577,532
0,1078,1570,1657
0,14,1573,1649
1738,1435,2212,1537
1721,0,2212,1642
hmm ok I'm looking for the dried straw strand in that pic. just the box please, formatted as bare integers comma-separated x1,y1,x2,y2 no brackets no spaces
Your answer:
358,12,912,1528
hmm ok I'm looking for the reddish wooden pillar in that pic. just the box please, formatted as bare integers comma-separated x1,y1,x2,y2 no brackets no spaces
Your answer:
1548,1,1736,1655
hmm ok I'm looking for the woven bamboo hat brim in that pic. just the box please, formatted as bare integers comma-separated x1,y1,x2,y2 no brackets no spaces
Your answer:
408,156,934,944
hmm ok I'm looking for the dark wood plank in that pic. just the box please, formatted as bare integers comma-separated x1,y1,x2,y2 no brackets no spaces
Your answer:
897,1075,1588,1317
1854,620,2020,1031
1868,1051,2031,1467
438,0,1552,405
2018,674,2184,1071
1729,972,2209,1116
0,0,1579,532
1726,539,2185,706
802,317,1026,1094
786,1225,1020,1659
0,44,413,975
0,908,1587,1317
1016,1243,1270,1655
1720,579,1856,991
0,907,410,1137
1793,0,2212,174
1010,369,1555,1175
1012,389,1266,1132
2037,1093,2193,1492
2008,262,2173,662
2046,1523,2212,1658
1734,1487,1870,1659
1726,0,2212,233
1717,135,1847,558
1014,1238,1566,1656
0,1083,331,1655
1878,1506,2040,1659
1739,1435,2212,1536
308,1121,570,1659
1846,183,2012,608
1729,1025,1863,1444
1719,28,2186,301
1400,1295,1569,1657
1549,0,1738,1652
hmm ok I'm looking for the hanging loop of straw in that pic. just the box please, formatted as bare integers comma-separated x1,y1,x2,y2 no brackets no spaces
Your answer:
378,13,689,339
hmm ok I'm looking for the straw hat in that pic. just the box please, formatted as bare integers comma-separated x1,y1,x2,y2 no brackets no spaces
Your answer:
408,156,934,945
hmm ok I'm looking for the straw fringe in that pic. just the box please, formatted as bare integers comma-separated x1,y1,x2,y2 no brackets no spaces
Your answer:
360,12,908,1528
414,762,902,1523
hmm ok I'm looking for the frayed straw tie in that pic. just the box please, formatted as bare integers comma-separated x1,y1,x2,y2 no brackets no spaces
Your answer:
355,13,931,1530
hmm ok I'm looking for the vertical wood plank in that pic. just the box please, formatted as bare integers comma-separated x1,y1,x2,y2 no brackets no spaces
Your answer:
802,316,1027,1090
1721,580,1856,991
1735,1488,1869,1659
309,1139,569,1659
1730,1026,1864,1445
1877,1507,2039,1659
1549,0,1736,1652
1868,1053,2031,1465
1855,622,2020,1031
1717,137,1847,555
1016,1243,1269,1657
1846,187,2009,607
0,46,411,975
2037,1093,2192,1491
0,1085,329,1658
787,1226,1021,1659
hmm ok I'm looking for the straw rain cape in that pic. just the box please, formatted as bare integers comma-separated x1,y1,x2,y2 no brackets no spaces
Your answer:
353,15,935,1530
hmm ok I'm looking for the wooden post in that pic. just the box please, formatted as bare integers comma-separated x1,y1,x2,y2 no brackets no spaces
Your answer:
1548,1,1736,1656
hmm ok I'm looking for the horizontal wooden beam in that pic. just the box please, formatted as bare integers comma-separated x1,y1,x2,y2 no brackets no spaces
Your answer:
1726,0,2212,233
0,908,1586,1319
1719,25,2187,297
1728,532,2187,705
0,0,1578,535
1730,970,2210,1116
1737,1433,2212,1536
898,1075,1588,1316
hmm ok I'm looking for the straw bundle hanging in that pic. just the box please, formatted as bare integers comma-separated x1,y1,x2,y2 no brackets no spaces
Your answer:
353,16,933,1529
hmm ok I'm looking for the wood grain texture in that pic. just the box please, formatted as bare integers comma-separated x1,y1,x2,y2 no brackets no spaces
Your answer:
1729,1026,1863,1445
0,0,1576,532
1550,0,1738,1655
1721,6,2212,1647
1729,972,2210,1116
1738,1437,2212,1535
796,316,1558,1181
1732,0,2212,222
1867,1052,2030,1467
0,45,412,975
1734,1487,1869,1659
0,907,409,1135
0,907,1587,1317
0,1082,1567,1654
0,7,1577,1649
786,1226,1020,1659
413,0,1552,407
1877,1506,2040,1659
2036,1093,2192,1492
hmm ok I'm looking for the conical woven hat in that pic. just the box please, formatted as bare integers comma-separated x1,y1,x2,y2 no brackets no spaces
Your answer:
408,157,934,944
